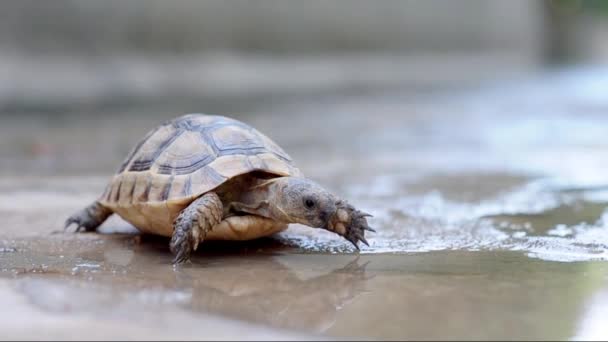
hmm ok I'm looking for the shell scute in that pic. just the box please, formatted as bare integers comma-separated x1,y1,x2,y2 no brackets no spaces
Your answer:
100,114,300,208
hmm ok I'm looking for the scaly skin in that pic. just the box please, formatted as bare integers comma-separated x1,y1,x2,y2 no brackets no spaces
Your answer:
64,201,113,232
170,192,223,264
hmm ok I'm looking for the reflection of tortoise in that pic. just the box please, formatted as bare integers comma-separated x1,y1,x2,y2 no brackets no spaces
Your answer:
66,114,374,263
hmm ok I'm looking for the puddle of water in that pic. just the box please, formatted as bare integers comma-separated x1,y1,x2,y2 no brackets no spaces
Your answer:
0,234,607,340
0,274,316,341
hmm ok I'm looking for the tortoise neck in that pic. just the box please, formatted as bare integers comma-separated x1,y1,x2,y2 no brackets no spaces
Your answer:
233,176,294,222
248,176,288,192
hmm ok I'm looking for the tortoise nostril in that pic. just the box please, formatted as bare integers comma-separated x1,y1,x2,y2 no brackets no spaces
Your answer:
319,210,331,225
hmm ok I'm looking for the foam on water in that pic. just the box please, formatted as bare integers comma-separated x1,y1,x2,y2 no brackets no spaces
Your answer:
279,68,608,262
279,178,608,262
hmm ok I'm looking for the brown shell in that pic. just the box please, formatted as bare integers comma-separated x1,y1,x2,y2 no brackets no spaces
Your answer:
98,114,301,236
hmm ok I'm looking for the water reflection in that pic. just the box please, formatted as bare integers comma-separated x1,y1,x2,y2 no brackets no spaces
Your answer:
3,233,608,340
2,235,371,334
178,256,370,333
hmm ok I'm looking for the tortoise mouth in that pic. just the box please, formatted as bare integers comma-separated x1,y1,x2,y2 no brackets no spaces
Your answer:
304,209,333,229
227,210,251,217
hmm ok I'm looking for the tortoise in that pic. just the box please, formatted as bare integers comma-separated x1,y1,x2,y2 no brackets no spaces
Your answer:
65,113,374,263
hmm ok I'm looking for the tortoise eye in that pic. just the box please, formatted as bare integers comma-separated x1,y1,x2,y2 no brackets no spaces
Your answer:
304,198,316,209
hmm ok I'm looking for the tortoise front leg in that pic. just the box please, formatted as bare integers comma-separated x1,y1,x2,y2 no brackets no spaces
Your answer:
65,201,113,233
170,192,223,264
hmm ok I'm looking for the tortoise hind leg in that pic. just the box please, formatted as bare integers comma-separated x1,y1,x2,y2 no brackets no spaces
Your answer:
65,201,113,232
170,192,223,264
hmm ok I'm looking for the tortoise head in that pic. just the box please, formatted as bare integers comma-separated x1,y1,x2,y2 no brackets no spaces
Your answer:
265,177,375,248
268,177,337,228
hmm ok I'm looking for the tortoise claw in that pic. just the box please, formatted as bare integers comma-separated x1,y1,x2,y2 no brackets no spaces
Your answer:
348,238,361,251
172,249,192,265
64,202,111,233
64,216,85,233
170,231,193,265
359,235,370,247
332,200,375,250
170,227,195,265
64,218,75,231
362,224,376,233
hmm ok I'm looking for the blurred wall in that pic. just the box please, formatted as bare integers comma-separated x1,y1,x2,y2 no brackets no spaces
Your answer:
0,0,555,113
0,0,544,57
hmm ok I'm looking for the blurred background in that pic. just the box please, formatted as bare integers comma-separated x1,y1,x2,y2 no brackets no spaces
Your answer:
1,0,607,110
2,1,608,340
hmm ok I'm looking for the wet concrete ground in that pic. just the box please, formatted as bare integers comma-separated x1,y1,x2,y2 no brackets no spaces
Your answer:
1,66,608,340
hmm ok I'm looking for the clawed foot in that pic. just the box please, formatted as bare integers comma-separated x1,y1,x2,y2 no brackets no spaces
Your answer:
170,211,207,265
64,215,89,232
170,192,222,265
64,203,109,233
170,227,197,264
328,200,375,250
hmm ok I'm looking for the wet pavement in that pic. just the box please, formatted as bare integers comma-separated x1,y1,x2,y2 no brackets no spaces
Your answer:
1,65,608,340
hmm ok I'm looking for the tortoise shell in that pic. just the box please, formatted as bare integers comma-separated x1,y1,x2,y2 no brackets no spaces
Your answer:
98,113,301,236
